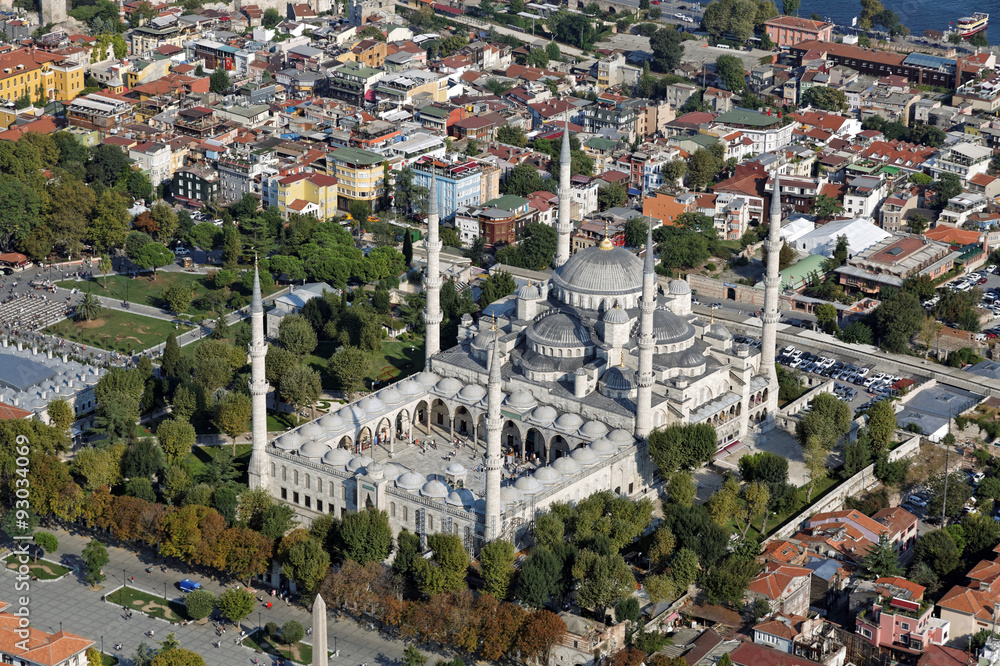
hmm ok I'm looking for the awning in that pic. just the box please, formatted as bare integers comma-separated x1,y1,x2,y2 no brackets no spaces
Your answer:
627,187,641,196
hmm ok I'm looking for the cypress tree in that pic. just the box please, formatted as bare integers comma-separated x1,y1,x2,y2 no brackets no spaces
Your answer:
403,230,413,267
162,332,180,378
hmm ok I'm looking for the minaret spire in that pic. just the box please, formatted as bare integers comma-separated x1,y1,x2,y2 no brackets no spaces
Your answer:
247,259,270,490
635,222,656,439
424,170,442,365
760,175,783,424
554,117,573,268
484,324,503,542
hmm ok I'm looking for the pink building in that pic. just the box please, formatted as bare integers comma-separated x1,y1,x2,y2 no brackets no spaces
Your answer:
806,508,917,555
856,577,950,656
764,16,834,48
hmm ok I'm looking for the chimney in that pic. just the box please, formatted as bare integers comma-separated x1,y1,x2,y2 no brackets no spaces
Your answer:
62,353,68,363
16,340,22,351
47,349,52,359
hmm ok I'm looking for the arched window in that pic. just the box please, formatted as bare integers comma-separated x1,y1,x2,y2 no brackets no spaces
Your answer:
305,474,311,489
293,470,299,485
282,466,287,481
403,506,408,521
428,515,434,530
390,502,396,518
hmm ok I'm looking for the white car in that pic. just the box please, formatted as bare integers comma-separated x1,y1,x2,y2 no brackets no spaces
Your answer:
175,247,190,256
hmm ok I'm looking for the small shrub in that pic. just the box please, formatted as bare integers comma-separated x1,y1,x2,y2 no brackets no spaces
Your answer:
265,622,279,639
705,263,717,272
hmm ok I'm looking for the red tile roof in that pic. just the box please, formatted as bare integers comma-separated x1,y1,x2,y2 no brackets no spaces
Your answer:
0,610,92,666
731,640,817,666
937,585,998,620
0,402,31,420
746,562,812,600
764,15,832,30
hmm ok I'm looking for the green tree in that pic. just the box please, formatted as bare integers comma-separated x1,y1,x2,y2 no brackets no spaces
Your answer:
216,587,255,624
572,550,635,618
413,533,469,595
862,533,902,579
134,242,174,274
82,539,108,585
598,182,628,211
163,283,193,314
279,365,321,424
46,398,74,431
866,400,897,456
262,7,281,26
481,539,516,600
715,54,746,93
209,69,231,94
802,437,829,501
650,27,683,73
914,529,961,577
33,532,58,560
649,423,717,476
327,346,372,397
279,534,329,594
812,194,844,220
150,649,205,666
814,303,839,334
281,620,304,647
479,270,517,306
497,124,528,147
213,392,253,451
184,589,215,620
337,509,394,564
157,418,196,462
88,190,130,252
667,471,696,507
686,148,721,191
782,0,799,13
801,86,848,111
76,291,103,322
933,173,963,209
873,288,923,353
403,645,428,666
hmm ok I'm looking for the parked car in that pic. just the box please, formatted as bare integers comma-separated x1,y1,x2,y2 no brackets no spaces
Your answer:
174,247,190,256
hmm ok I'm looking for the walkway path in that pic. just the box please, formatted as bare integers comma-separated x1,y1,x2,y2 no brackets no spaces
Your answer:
12,526,445,666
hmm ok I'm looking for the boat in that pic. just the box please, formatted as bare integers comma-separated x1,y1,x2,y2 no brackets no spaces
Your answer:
957,12,989,37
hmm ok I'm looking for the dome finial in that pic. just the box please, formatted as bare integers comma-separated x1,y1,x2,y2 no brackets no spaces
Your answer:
599,220,613,250
620,350,624,367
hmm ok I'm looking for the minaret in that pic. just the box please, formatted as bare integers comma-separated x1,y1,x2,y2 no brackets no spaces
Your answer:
760,175,783,415
554,118,573,268
424,171,442,365
635,223,656,439
247,261,270,491
484,324,503,542
311,594,328,666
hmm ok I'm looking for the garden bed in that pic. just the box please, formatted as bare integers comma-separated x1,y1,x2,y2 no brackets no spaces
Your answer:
106,586,188,623
2,553,70,580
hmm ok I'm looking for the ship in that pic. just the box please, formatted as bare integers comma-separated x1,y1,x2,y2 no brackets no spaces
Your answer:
957,12,989,37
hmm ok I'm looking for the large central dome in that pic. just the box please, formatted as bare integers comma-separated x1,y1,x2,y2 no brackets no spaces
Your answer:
552,245,644,298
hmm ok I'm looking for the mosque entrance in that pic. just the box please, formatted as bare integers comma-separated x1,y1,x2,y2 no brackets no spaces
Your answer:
727,287,736,300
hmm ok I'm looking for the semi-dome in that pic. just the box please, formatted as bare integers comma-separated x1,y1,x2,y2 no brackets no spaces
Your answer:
379,387,404,405
589,437,617,457
527,312,592,347
553,412,583,431
299,422,323,440
517,283,540,300
514,475,543,494
609,428,633,443
414,371,439,387
602,366,634,391
471,330,494,350
420,479,450,498
458,384,486,402
396,471,426,490
668,279,691,295
551,456,581,475
499,485,523,505
323,448,352,467
571,446,599,467
347,455,373,472
276,432,302,450
435,377,463,395
299,440,329,458
399,379,423,396
446,463,467,476
507,391,536,410
707,322,732,340
447,488,476,507
579,420,609,439
553,245,644,297
530,405,558,425
319,413,345,430
651,308,695,345
534,466,561,485
358,395,386,414
602,303,630,325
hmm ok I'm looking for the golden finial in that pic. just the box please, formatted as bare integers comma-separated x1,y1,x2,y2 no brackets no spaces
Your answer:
490,315,497,332
620,350,625,367
599,220,613,251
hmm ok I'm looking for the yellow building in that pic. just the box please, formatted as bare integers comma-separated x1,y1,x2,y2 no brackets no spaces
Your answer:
275,172,339,220
0,48,84,104
325,146,385,211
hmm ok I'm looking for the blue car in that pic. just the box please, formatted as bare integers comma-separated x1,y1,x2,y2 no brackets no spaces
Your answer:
178,579,201,593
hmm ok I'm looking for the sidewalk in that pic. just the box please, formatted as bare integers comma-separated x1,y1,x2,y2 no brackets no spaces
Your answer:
17,526,444,665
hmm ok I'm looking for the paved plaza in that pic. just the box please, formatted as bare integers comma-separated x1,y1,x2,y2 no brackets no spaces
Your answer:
7,527,444,666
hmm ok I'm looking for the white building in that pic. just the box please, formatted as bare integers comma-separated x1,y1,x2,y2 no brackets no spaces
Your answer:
128,141,172,186
792,216,890,257
930,142,992,185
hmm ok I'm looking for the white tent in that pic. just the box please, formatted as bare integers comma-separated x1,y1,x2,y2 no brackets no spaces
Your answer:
792,217,889,258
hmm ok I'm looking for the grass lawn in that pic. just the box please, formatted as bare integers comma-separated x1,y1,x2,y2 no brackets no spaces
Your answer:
305,337,425,390
184,443,251,483
730,475,839,541
98,655,119,666
57,272,280,319
44,309,190,353
267,411,299,431
107,586,188,622
2,554,70,580
245,629,328,664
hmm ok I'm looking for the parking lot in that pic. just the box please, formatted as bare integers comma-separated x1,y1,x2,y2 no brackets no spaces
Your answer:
934,265,1000,340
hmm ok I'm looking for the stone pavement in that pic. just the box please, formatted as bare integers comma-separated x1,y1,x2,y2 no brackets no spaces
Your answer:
9,526,446,666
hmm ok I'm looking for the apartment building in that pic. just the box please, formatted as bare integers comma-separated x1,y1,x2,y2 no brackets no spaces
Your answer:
275,172,339,220
0,48,83,104
173,165,220,205
327,146,385,212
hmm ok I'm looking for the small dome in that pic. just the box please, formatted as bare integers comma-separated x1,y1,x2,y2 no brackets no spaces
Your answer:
341,404,367,422
300,422,323,440
649,307,695,345
551,456,581,476
435,377,464,395
358,395,386,414
707,322,732,340
383,462,407,479
602,366,634,391
323,448,352,467
458,384,486,402
276,432,302,450
446,463,467,475
579,420,609,439
379,387,404,405
668,279,691,295
609,428,634,443
447,488,476,507
396,471,426,490
414,371,439,387
603,304,630,325
367,460,385,479
554,413,583,431
517,283,540,300
319,413,345,430
472,330,493,349
590,438,617,457
571,446,599,467
534,466,561,485
507,391,537,410
399,379,423,395
347,455,373,472
499,485,523,505
530,404,558,425
299,440,329,458
420,479,450,498
514,475,544,495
